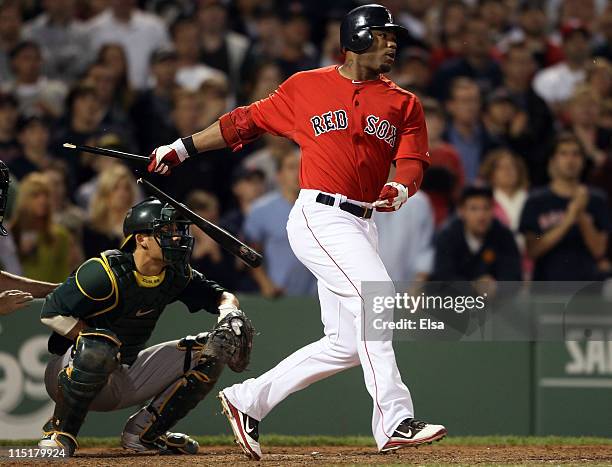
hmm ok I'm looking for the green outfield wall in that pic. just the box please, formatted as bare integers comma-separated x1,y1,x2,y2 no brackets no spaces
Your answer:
0,297,610,439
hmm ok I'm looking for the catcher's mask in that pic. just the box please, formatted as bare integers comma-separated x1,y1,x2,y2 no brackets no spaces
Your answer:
122,197,194,264
0,160,9,236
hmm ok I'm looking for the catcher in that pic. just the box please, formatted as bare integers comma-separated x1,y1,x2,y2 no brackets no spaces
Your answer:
38,196,254,457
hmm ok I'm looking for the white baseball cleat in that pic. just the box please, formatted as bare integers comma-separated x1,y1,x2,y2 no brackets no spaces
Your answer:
218,391,262,460
380,418,447,452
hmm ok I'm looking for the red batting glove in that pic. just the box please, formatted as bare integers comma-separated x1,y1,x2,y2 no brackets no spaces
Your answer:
147,140,189,175
373,182,408,212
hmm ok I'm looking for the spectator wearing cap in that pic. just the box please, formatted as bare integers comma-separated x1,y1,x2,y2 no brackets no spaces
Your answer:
8,116,54,180
22,0,92,83
443,77,497,183
0,0,22,83
519,133,610,281
87,0,170,90
430,16,503,101
130,47,179,153
431,185,521,291
0,93,20,165
421,97,464,228
244,149,316,297
2,40,67,119
533,20,592,113
171,18,228,92
495,40,555,185
197,0,249,91
498,0,564,69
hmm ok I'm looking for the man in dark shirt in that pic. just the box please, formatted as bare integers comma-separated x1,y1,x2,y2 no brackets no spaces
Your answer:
520,134,610,281
432,185,522,294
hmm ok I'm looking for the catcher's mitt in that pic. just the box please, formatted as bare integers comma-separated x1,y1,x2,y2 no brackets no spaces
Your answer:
178,309,254,373
216,309,254,373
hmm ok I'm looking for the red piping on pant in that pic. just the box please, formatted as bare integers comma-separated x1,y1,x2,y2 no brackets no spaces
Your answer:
301,206,390,439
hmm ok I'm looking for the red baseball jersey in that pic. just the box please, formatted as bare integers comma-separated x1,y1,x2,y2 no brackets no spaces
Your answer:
248,65,429,202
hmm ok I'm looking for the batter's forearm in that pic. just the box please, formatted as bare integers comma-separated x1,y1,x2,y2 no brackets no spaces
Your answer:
0,271,57,298
190,121,228,154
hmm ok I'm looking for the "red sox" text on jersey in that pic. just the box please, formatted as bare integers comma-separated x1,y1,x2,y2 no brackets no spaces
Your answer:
310,110,397,148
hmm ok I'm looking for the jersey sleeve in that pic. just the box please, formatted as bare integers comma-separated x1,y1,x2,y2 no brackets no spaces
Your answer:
249,74,297,138
40,257,118,322
394,97,430,168
177,268,226,314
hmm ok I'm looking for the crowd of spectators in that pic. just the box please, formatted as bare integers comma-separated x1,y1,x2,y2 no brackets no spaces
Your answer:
0,0,611,298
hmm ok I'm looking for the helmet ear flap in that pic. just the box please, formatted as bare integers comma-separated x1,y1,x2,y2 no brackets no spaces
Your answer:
350,28,374,53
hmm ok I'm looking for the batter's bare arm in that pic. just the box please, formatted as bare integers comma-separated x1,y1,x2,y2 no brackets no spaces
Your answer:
0,270,58,297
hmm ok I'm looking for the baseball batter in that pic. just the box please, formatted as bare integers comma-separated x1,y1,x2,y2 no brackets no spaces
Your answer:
148,4,446,459
37,197,254,456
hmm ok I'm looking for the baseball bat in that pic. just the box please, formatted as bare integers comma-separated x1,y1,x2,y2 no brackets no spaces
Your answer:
64,142,263,268
137,178,263,268
63,143,150,163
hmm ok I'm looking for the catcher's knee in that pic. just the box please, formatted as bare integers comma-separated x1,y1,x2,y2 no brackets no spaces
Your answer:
71,329,121,380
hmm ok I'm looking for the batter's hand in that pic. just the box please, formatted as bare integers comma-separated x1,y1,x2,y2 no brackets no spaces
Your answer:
147,141,189,175
373,182,408,212
0,290,33,315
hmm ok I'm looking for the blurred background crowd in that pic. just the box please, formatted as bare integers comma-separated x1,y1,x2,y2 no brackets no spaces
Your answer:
0,0,611,297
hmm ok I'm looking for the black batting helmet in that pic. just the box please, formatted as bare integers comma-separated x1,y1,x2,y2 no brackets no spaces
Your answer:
121,197,193,264
340,4,409,53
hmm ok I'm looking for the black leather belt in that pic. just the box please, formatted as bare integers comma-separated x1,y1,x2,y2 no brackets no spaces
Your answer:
315,193,373,219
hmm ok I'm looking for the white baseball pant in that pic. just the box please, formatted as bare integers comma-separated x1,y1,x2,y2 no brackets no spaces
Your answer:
223,189,414,449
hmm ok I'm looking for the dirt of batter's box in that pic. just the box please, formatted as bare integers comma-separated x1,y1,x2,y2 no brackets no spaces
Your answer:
3,445,612,466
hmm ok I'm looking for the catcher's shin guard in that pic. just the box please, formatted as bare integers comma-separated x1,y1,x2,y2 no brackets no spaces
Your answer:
41,329,120,454
121,357,223,453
